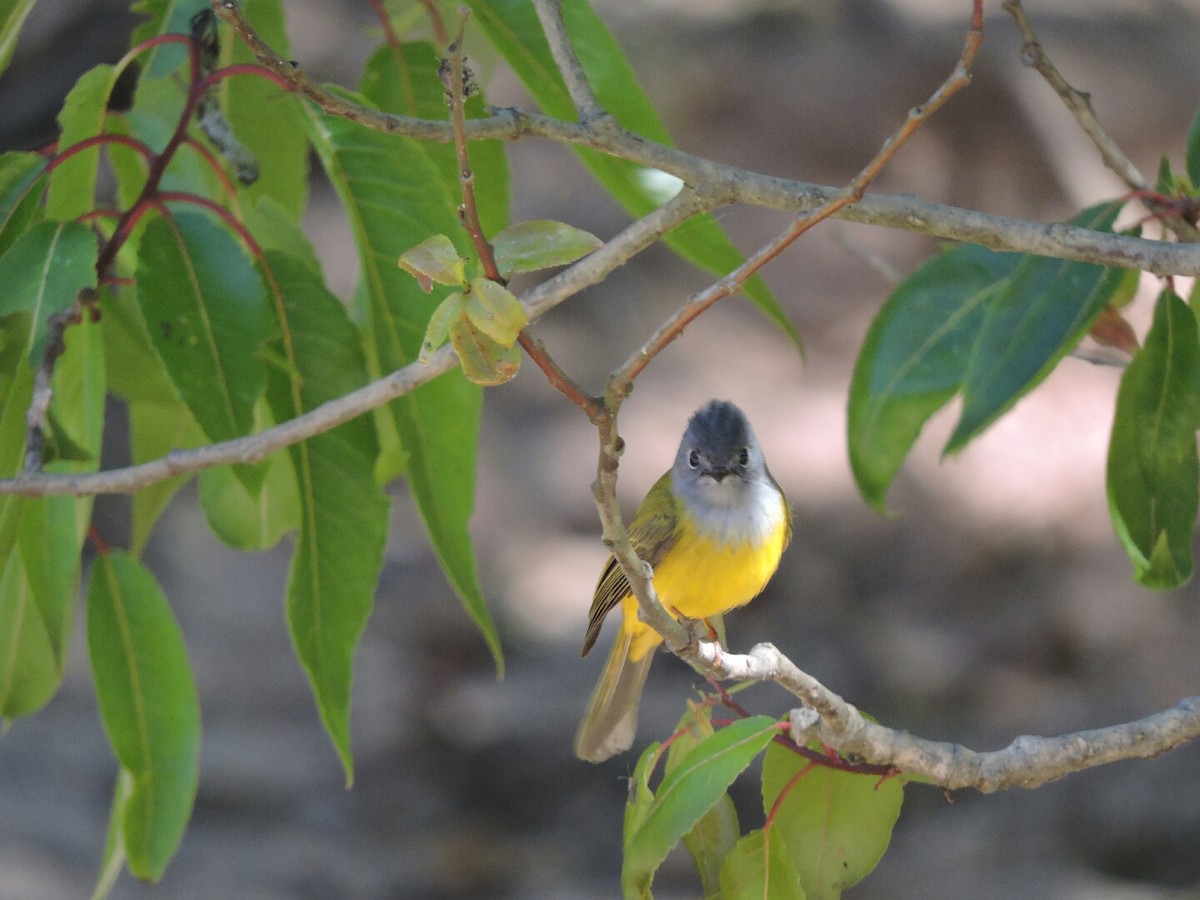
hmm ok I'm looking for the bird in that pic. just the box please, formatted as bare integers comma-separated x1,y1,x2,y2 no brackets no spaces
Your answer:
575,400,791,763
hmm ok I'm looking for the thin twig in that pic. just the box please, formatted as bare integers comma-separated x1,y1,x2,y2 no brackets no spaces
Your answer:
443,10,500,281
1002,0,1147,193
531,0,607,123
442,7,597,416
209,0,1200,276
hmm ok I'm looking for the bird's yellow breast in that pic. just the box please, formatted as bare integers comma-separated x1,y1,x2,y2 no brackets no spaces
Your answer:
621,503,789,661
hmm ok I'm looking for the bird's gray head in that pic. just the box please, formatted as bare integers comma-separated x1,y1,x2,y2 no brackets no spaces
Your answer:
671,400,771,511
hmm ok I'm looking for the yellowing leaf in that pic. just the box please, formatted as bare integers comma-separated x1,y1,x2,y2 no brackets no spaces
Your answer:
421,292,468,361
465,278,527,347
449,316,521,386
399,234,468,292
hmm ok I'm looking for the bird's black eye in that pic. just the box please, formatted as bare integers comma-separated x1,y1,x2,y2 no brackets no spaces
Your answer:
687,449,700,469
737,446,750,466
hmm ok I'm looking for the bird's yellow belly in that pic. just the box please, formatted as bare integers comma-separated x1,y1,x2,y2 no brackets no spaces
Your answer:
622,521,787,661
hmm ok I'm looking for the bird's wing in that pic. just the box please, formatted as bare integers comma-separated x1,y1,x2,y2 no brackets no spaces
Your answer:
579,472,680,656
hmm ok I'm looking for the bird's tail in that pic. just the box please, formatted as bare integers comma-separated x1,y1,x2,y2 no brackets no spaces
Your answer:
574,630,654,763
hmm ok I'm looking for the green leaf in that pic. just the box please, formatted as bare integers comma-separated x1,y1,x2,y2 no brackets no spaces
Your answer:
47,64,119,221
0,317,33,563
137,211,269,446
449,314,522,385
93,769,134,900
263,250,390,783
219,0,309,217
129,0,208,77
303,98,502,671
666,705,741,898
0,151,46,257
87,552,201,881
1187,107,1200,189
719,829,807,900
0,550,60,719
465,277,528,346
623,740,661,859
14,314,105,712
467,0,796,345
761,742,904,899
848,243,1020,509
1107,289,1200,588
241,195,323,275
360,39,510,238
129,401,200,556
1156,155,1176,196
623,716,778,899
492,219,603,277
0,220,98,363
422,292,468,360
399,234,469,291
0,0,36,79
947,202,1126,452
198,448,298,551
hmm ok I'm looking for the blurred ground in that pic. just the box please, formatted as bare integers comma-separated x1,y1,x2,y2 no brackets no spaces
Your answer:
3,0,1200,898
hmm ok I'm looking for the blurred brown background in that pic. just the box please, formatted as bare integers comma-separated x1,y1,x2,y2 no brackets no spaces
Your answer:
3,1,1200,897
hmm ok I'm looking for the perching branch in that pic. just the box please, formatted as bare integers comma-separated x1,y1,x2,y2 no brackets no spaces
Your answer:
694,641,1200,794
209,0,1200,277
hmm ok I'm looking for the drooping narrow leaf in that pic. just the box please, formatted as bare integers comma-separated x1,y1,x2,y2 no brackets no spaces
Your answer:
16,314,105,703
466,0,796,344
623,716,778,898
93,769,134,900
87,552,200,881
137,210,269,447
719,829,806,900
219,0,308,217
46,64,119,221
360,38,510,237
0,220,98,363
303,97,501,671
848,243,1020,509
263,250,390,783
0,551,59,719
0,151,45,256
761,742,904,898
0,315,33,569
0,0,36,79
101,281,200,555
947,202,1127,452
1107,290,1200,588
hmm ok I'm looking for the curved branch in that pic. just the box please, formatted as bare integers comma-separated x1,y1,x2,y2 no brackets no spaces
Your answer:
695,641,1200,794
210,0,1200,276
